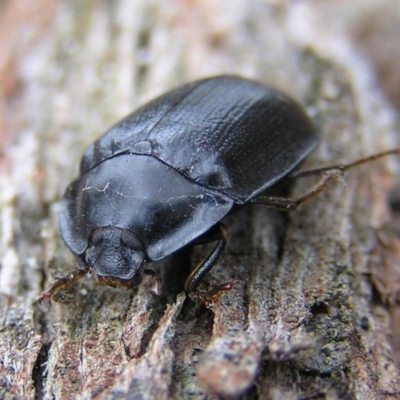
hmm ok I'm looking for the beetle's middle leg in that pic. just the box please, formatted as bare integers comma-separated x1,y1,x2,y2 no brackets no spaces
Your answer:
184,223,228,293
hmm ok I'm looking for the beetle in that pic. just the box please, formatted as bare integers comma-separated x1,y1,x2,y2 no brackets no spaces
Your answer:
38,75,399,303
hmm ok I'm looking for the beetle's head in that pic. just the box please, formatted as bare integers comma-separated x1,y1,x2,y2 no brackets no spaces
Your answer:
86,227,145,289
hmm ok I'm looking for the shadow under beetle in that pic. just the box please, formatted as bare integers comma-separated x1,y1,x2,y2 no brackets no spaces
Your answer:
39,75,400,303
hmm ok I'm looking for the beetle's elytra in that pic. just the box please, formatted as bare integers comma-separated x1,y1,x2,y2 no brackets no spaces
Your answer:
39,75,399,303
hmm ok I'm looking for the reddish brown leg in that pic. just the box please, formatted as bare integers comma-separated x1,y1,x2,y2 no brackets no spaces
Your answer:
289,148,400,179
251,167,343,211
38,269,88,305
252,148,400,211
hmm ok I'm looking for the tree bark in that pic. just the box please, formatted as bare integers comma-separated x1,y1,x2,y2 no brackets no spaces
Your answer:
1,1,400,399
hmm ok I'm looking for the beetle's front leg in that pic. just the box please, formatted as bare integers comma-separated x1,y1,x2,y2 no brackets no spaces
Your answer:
184,224,228,293
38,269,89,304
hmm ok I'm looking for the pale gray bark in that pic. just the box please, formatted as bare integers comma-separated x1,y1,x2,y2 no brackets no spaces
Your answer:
1,1,400,399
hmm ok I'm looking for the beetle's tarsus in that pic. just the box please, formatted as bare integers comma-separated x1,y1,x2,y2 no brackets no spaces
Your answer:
38,291,53,306
216,279,240,291
192,279,240,303
143,269,162,296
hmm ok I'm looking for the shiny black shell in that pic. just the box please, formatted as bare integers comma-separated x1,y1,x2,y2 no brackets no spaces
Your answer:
60,76,317,264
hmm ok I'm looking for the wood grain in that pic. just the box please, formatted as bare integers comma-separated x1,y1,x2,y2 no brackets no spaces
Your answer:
1,1,399,399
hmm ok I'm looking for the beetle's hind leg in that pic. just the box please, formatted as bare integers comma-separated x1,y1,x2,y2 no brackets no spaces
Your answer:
250,167,344,211
184,223,228,293
251,148,400,211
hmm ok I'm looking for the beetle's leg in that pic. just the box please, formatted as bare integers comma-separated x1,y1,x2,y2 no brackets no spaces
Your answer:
190,224,224,245
143,269,162,296
184,224,228,293
251,167,344,211
38,269,88,304
289,148,400,179
252,148,400,211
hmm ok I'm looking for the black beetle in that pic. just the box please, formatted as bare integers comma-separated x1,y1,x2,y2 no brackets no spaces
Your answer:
39,75,399,302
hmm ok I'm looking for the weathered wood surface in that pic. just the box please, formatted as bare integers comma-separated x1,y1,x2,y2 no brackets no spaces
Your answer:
1,1,400,399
